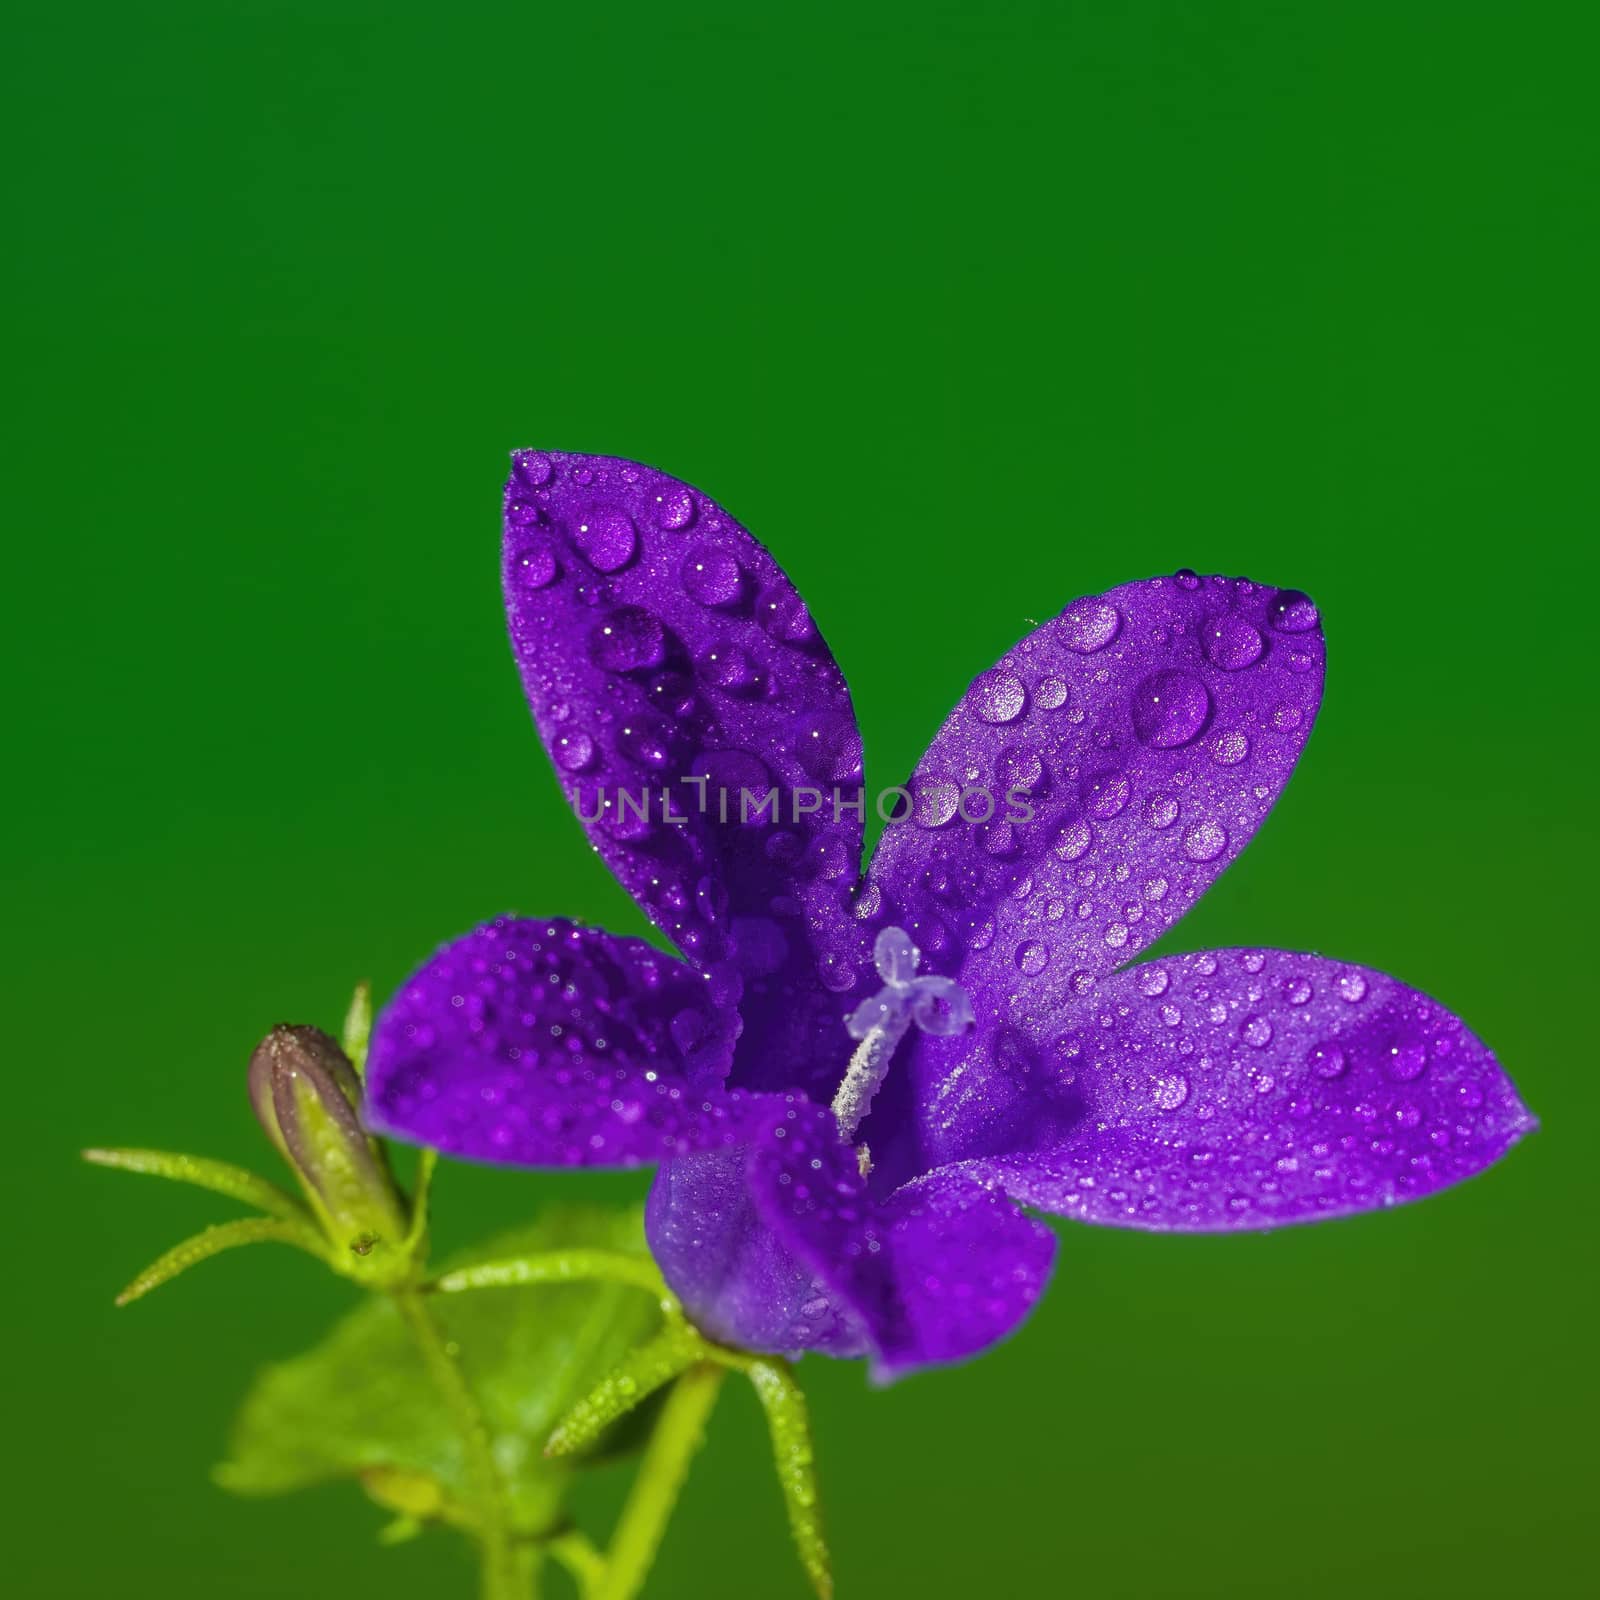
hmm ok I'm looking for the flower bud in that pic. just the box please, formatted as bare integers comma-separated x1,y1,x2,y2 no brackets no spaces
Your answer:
249,1025,407,1265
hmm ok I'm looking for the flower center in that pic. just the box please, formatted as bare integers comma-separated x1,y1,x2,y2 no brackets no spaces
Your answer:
830,926,974,1152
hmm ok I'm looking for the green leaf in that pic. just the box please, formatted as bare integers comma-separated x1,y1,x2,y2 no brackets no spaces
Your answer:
83,1147,311,1225
216,1206,663,1538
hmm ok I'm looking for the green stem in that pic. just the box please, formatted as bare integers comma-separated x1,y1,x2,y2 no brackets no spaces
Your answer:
392,1289,522,1600
597,1362,724,1600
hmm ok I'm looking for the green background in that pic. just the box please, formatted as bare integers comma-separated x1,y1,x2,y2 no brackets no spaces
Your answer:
5,2,1594,1595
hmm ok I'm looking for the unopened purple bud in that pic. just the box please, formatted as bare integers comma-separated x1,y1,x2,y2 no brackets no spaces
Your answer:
249,1025,406,1259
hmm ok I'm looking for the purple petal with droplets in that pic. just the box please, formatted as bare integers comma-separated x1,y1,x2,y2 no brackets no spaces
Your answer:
865,574,1325,998
913,950,1533,1230
503,451,870,1099
648,1097,1055,1379
365,916,742,1168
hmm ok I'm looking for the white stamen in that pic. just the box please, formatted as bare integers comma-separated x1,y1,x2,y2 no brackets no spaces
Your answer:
830,926,975,1140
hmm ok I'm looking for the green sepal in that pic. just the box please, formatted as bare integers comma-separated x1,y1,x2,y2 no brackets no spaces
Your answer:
545,1317,706,1458
341,981,373,1077
745,1359,833,1600
82,1147,311,1225
216,1207,663,1538
113,1215,330,1306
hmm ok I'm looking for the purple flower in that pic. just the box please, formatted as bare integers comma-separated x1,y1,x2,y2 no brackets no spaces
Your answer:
366,452,1534,1381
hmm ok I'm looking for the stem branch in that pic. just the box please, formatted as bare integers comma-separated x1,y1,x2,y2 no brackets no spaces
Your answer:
598,1362,724,1600
393,1288,522,1600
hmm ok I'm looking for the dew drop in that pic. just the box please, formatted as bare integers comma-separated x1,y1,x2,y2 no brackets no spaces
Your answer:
1337,971,1368,1004
616,715,675,770
1211,730,1250,766
574,505,638,572
591,607,667,672
1201,612,1265,671
1132,670,1211,748
1146,794,1180,829
1138,966,1170,997
1307,1043,1346,1079
1268,589,1320,633
793,712,863,784
653,486,696,530
997,744,1045,791
1015,940,1049,976
970,671,1028,724
553,730,595,772
1082,769,1132,819
511,539,559,590
1053,819,1093,861
511,450,553,488
1182,819,1228,861
914,776,962,829
1152,1072,1190,1111
1036,676,1069,710
758,582,818,646
680,545,742,606
1382,1037,1429,1082
1272,704,1304,731
1240,1014,1273,1049
696,640,766,696
1058,598,1121,653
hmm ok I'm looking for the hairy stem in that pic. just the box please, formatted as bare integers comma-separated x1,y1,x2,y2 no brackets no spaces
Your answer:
597,1362,724,1600
392,1289,521,1600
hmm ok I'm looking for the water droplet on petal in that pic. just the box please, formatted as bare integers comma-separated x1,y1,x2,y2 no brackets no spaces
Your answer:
793,712,863,784
696,640,766,696
1146,794,1180,829
1138,967,1170,997
1202,612,1265,670
1082,769,1132,819
1240,1014,1273,1049
970,671,1027,724
1182,819,1228,861
680,545,743,607
590,607,667,672
653,486,696,530
554,730,595,772
617,714,676,770
757,582,818,647
1059,598,1121,653
1053,819,1093,860
1015,940,1049,976
1036,676,1069,710
1211,730,1250,766
512,450,553,488
511,540,559,590
1132,670,1211,748
1307,1042,1347,1078
913,776,962,829
1152,1072,1190,1110
1174,568,1201,591
1382,1036,1429,1082
1338,971,1368,1004
574,506,638,572
1268,588,1320,633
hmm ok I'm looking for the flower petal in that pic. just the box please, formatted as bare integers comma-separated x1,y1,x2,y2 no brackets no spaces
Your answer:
365,916,740,1167
503,452,867,1097
865,573,1325,993
913,950,1534,1231
647,1097,1056,1379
